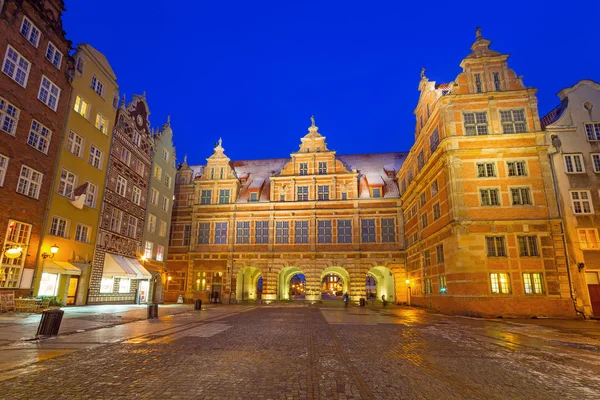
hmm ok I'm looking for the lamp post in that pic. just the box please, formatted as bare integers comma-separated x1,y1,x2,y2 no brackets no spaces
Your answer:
405,279,411,306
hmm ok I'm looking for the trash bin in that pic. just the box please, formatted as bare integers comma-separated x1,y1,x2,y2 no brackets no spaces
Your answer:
194,299,202,311
36,309,64,337
147,303,158,319
360,298,366,307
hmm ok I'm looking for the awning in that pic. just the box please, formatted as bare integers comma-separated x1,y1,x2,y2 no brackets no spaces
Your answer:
44,261,82,276
103,254,137,278
123,257,152,279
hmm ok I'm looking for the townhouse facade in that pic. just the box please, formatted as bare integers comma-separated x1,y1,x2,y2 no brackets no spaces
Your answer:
542,79,600,317
33,44,118,305
0,0,71,297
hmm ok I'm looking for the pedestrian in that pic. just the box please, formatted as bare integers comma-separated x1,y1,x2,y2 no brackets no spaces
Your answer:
381,294,387,308
343,292,349,308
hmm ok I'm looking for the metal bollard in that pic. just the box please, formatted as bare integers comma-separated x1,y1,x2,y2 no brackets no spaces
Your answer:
36,309,64,337
360,298,366,307
147,303,158,319
194,299,202,311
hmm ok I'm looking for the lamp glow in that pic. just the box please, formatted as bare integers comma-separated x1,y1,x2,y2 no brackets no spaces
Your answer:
4,247,22,259
50,244,59,254
405,279,410,284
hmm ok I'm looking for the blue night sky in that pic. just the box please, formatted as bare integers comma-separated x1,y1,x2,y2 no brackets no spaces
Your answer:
63,1,600,164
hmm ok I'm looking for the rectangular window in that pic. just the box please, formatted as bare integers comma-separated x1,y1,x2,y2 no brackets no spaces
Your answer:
318,162,327,175
91,75,105,97
523,273,544,294
361,219,376,243
382,218,395,243
317,185,329,200
164,174,172,189
463,112,488,136
120,147,131,166
295,221,309,244
236,221,250,244
474,73,482,93
110,208,123,232
17,165,42,199
151,188,159,206
584,123,600,141
486,236,507,257
563,154,585,173
183,224,192,246
100,278,114,294
318,220,332,243
214,222,228,244
424,278,433,295
74,95,90,119
45,42,63,69
431,180,438,196
127,216,137,238
95,113,108,134
0,220,32,288
219,189,230,204
130,186,141,205
74,223,90,243
27,120,52,154
337,220,352,243
578,229,600,249
592,154,600,173
255,221,269,244
439,275,447,293
299,163,308,175
186,193,194,206
133,132,141,147
490,273,511,294
341,192,347,200
417,150,424,171
511,187,532,206
161,196,169,211
570,190,593,214
153,165,162,180
66,131,83,157
518,235,539,257
85,181,97,208
50,216,69,237
420,192,427,206
507,161,527,177
480,188,500,206
118,278,131,294
0,96,19,135
116,175,127,197
162,149,169,162
429,128,440,153
297,186,308,201
421,214,428,229
87,145,102,169
280,194,285,202
144,241,153,259
249,192,258,202
200,190,212,204
275,221,289,244
436,244,444,264
0,154,8,186
424,250,431,267
372,188,381,198
500,109,527,133
2,46,31,87
198,222,210,244
38,76,61,111
433,203,441,220
156,245,164,262
147,214,156,233
57,168,76,198
477,162,496,178
158,220,167,237
20,17,40,47
493,72,502,91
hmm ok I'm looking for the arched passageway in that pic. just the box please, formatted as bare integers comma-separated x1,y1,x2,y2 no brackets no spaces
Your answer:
320,266,350,300
367,266,395,303
278,267,306,300
236,267,262,301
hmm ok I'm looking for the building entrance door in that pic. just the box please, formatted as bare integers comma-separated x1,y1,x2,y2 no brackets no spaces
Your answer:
66,276,79,305
586,272,600,316
138,280,149,304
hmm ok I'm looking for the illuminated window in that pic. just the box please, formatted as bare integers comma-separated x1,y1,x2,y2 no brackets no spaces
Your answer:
507,161,527,176
500,109,527,133
74,95,90,119
156,245,164,262
17,165,42,199
153,165,162,180
578,228,600,249
57,168,76,198
295,221,309,244
477,162,496,178
486,237,506,257
480,188,500,206
91,75,104,97
361,219,376,243
20,17,40,46
158,220,167,237
38,76,61,111
127,216,137,238
275,221,289,244
255,221,269,244
39,273,58,296
144,241,153,259
463,112,488,136
236,221,250,244
523,273,544,294
439,275,447,293
95,113,108,134
45,42,62,69
200,189,211,204
337,220,352,243
318,220,332,243
0,96,19,135
297,186,308,201
570,190,593,214
100,278,114,293
147,214,156,233
2,46,31,87
110,208,123,232
584,123,600,141
118,278,130,293
563,154,585,173
116,175,127,197
490,272,510,294
0,220,32,288
510,188,532,205
214,222,228,244
198,222,210,244
518,236,539,257
317,185,329,200
424,278,433,295
27,120,52,154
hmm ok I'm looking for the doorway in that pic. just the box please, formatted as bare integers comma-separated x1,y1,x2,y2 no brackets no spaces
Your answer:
138,280,149,304
66,276,79,305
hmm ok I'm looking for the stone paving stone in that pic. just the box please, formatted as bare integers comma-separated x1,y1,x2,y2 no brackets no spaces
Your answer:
0,307,599,399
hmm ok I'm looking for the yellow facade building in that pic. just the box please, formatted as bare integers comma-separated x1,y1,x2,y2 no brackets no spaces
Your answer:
34,44,118,305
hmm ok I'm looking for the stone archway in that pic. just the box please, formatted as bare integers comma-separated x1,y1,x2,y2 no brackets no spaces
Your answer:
236,267,262,302
367,266,395,303
278,266,305,300
320,266,350,300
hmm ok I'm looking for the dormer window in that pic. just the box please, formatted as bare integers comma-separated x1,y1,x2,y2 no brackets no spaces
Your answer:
249,192,258,202
372,188,381,198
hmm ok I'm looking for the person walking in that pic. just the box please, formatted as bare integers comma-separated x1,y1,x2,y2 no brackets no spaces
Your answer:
381,294,387,308
343,292,349,308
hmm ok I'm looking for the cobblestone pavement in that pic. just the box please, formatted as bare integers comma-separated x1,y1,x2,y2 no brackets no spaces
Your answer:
0,305,599,399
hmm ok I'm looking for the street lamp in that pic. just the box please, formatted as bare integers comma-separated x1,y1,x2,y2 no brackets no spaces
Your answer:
4,246,23,259
41,244,59,259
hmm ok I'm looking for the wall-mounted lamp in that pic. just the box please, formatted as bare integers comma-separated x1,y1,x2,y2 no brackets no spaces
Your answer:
141,255,147,262
167,274,172,281
41,244,59,259
577,262,585,272
4,246,23,259
405,279,410,285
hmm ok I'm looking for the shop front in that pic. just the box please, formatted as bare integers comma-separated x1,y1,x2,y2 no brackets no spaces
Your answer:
99,254,153,304
38,261,82,305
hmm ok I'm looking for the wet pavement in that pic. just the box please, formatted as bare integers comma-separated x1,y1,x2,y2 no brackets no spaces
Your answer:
0,304,599,399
